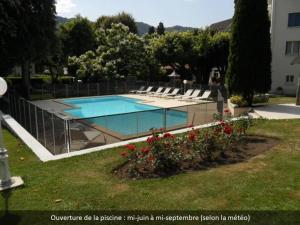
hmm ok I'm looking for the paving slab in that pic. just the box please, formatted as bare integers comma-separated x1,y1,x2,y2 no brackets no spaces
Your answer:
254,104,300,119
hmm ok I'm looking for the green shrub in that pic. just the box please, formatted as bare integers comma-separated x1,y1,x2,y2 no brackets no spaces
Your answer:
253,94,269,104
230,95,248,107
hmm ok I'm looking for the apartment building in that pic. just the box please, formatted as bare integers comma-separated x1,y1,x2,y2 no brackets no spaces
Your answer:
269,0,300,94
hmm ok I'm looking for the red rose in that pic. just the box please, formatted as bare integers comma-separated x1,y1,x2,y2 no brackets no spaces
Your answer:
125,144,136,151
141,147,150,154
224,108,230,113
120,152,128,158
188,132,196,141
163,133,174,139
224,125,233,135
147,136,160,144
148,156,154,162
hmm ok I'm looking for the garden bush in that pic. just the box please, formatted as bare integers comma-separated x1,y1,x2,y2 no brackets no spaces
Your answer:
230,95,248,107
116,118,253,179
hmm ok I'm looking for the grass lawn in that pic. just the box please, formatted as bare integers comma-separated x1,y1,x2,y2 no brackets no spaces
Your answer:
1,119,300,211
268,96,296,105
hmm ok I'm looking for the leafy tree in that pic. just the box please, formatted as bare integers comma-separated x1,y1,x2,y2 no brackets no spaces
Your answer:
226,0,271,105
69,24,158,81
148,26,156,34
0,0,56,98
209,32,230,84
58,15,96,57
157,22,165,35
95,12,138,34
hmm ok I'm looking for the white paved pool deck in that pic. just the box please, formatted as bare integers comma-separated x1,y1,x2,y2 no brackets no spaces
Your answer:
121,94,210,107
254,104,300,119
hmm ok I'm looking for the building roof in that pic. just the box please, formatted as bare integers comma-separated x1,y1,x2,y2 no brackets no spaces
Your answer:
210,19,232,32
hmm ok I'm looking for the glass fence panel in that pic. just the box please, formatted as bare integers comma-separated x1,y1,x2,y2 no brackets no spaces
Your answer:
23,99,29,130
53,115,68,155
30,104,37,138
165,106,188,131
36,108,46,146
137,109,165,135
187,103,208,126
43,110,55,154
69,119,111,151
206,102,218,123
104,112,138,140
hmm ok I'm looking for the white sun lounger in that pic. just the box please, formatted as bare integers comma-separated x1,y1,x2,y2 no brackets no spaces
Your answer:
180,89,201,100
153,87,172,97
148,87,164,95
191,90,212,101
162,88,180,98
129,86,145,94
174,89,194,99
136,86,153,94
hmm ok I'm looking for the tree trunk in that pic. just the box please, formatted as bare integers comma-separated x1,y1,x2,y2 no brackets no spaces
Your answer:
21,61,31,99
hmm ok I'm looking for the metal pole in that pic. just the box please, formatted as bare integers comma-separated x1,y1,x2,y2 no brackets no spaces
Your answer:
0,117,12,187
296,78,300,106
28,102,32,133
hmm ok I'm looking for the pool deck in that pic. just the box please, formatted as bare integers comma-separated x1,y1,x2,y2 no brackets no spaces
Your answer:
121,94,210,108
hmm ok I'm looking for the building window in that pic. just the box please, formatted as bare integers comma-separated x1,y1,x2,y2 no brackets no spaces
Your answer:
285,41,300,55
288,13,300,27
286,75,295,83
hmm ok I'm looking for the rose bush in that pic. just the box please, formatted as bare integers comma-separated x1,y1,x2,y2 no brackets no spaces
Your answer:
118,117,252,178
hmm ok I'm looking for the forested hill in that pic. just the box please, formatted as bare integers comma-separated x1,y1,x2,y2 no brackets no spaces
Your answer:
56,16,197,35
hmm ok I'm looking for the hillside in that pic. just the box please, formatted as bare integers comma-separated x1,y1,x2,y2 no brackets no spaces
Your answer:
55,16,197,35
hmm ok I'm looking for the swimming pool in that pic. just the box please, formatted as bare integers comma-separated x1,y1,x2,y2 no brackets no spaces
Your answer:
64,96,187,136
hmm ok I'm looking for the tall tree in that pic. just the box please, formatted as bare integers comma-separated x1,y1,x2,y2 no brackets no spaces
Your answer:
226,0,271,105
95,12,138,34
157,22,165,35
69,24,158,81
148,26,156,35
0,0,56,98
59,15,96,57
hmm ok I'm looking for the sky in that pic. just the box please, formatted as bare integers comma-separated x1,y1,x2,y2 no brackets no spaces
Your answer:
55,0,234,28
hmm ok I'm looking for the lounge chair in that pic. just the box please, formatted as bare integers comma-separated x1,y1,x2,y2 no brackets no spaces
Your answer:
162,88,180,98
136,86,153,94
174,89,194,99
191,90,212,101
153,87,172,97
129,86,145,94
180,89,201,100
148,87,164,95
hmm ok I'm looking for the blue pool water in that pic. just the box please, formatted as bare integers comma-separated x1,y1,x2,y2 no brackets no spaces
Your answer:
64,96,187,136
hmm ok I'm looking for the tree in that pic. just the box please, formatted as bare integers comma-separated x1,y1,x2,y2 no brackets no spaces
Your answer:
69,24,159,81
157,22,165,35
0,0,56,98
209,32,230,84
226,0,271,105
59,15,96,57
148,26,156,35
95,12,138,34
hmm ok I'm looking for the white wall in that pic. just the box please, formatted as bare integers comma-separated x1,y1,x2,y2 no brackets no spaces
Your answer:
271,0,300,95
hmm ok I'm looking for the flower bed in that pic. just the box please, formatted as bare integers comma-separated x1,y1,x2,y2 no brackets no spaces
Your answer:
113,117,273,179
